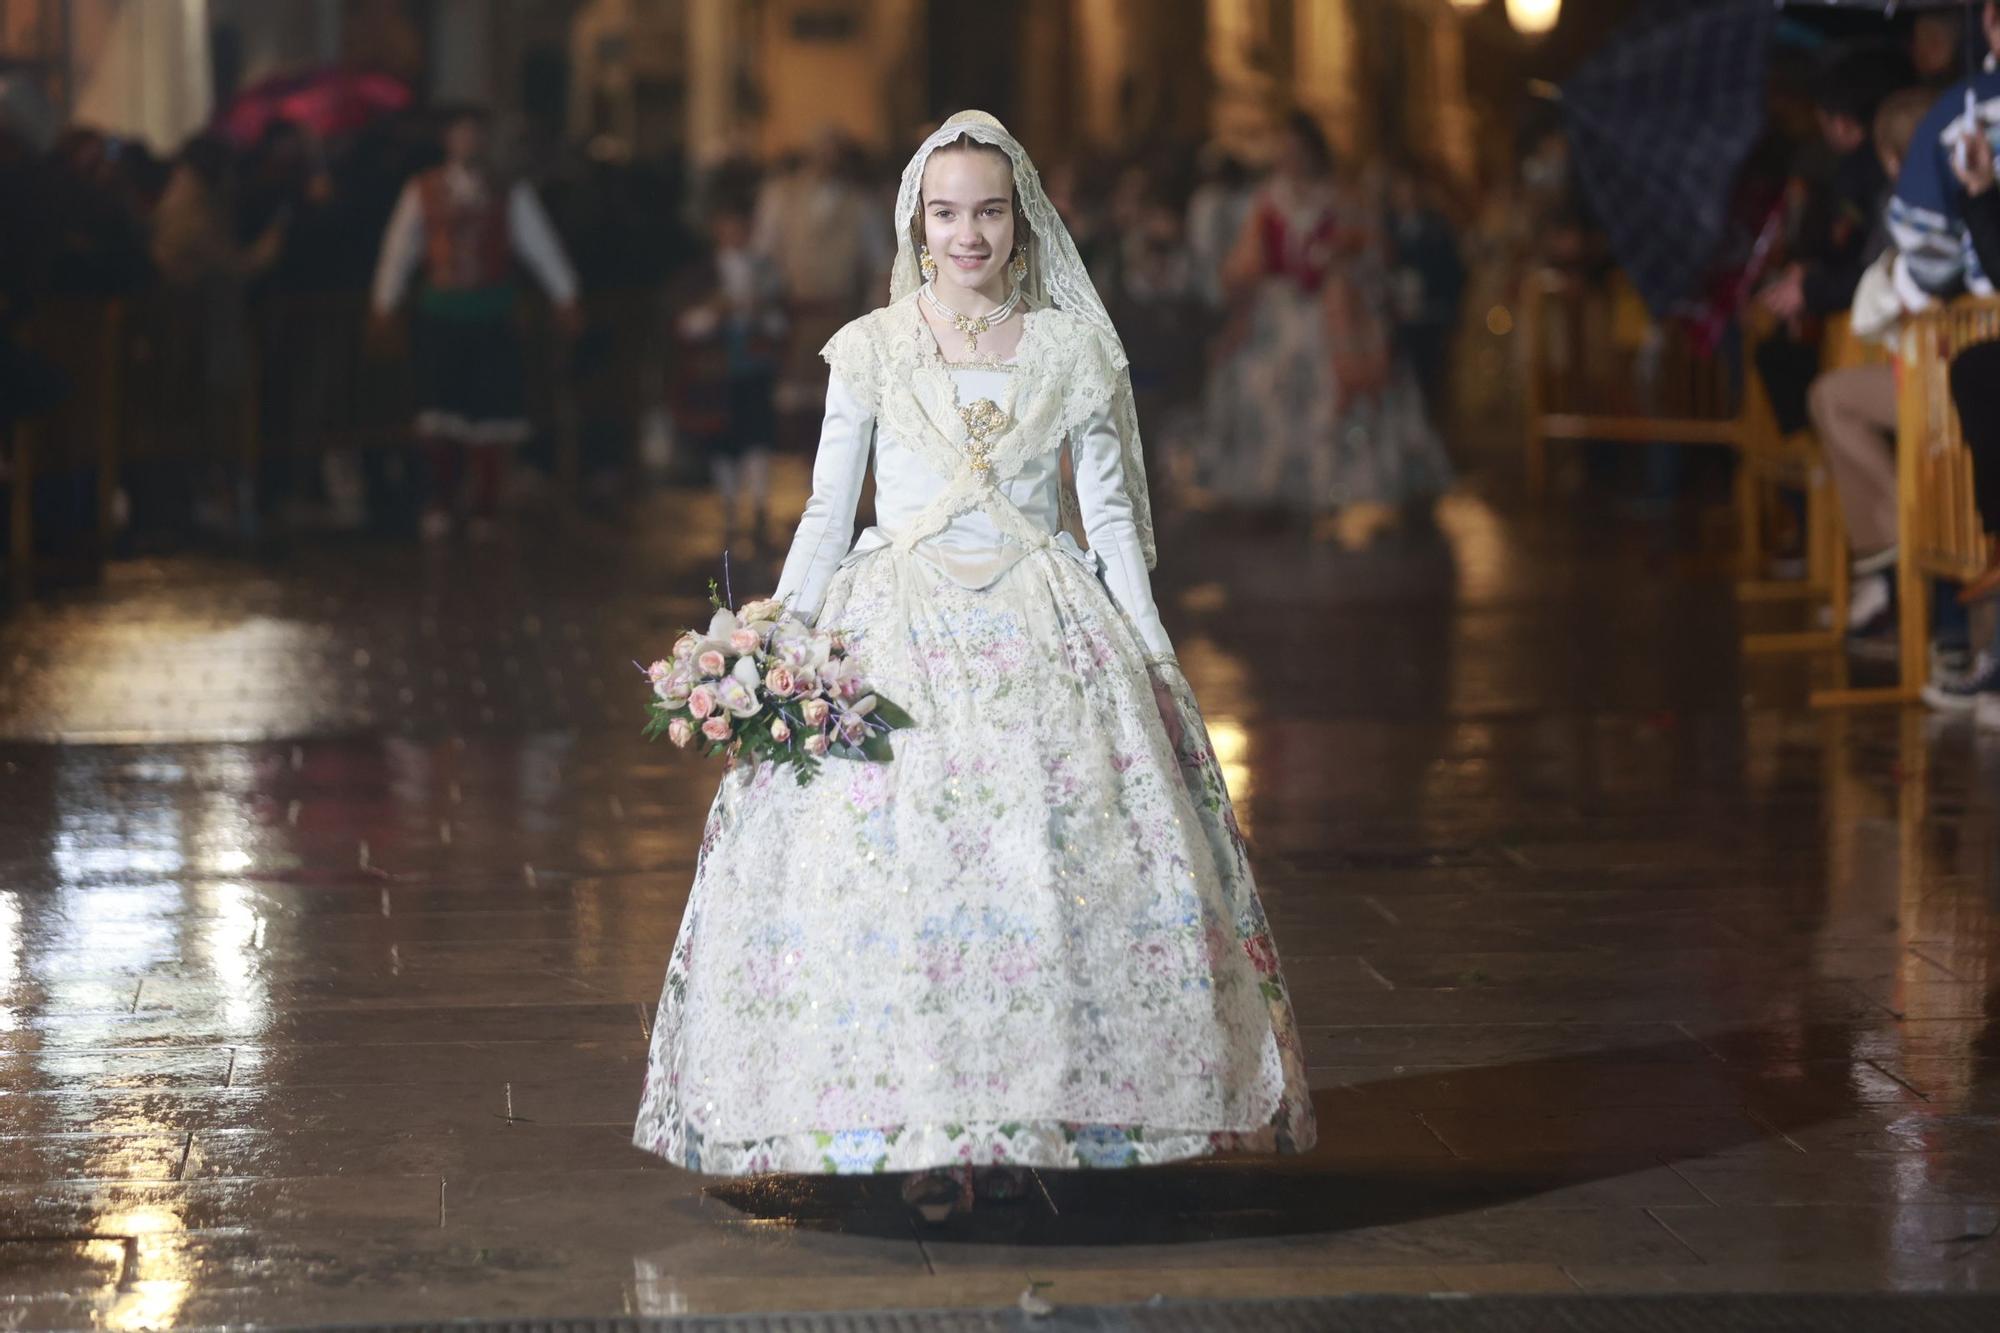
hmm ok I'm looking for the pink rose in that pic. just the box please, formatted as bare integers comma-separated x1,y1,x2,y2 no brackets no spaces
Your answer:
801,698,830,727
672,634,699,662
646,659,673,684
803,732,830,757
666,717,695,748
687,685,717,719
730,628,762,655
654,671,691,706
764,664,795,696
770,718,792,744
701,716,733,743
696,649,727,678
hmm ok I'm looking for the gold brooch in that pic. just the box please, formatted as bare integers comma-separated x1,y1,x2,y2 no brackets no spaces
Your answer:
957,398,1010,475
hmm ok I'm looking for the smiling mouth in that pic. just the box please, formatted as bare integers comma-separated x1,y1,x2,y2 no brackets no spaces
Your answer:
950,254,989,265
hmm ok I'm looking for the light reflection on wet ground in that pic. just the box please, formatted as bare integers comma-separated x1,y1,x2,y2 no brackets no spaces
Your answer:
4,462,2000,1324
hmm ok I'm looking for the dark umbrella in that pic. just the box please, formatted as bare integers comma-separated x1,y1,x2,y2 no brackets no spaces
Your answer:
1558,1,1779,320
215,68,412,149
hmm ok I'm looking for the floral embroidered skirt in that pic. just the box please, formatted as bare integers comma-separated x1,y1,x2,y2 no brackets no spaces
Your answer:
631,544,1316,1174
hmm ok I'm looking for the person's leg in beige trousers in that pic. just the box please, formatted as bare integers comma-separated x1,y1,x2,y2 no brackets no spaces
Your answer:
1807,363,1899,563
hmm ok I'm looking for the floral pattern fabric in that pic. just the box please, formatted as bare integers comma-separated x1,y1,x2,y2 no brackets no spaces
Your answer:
631,544,1316,1175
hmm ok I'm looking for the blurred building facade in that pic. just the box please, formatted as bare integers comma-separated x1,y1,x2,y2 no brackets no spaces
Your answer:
0,0,1606,176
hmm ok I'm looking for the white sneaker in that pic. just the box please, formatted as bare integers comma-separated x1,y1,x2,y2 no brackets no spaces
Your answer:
1846,573,1892,635
1923,652,2000,713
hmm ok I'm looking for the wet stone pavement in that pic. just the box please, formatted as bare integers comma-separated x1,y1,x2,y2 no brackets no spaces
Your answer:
4,459,2000,1326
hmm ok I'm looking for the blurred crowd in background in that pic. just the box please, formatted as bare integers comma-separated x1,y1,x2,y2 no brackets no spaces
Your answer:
0,74,1490,560
8,2,1994,596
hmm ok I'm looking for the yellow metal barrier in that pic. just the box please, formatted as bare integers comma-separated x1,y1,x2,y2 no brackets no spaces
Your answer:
1737,310,1890,659
1520,270,1748,500
1815,295,2000,707
1518,268,1848,633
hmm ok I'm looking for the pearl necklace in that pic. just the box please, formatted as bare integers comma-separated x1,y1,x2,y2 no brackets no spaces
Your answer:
921,281,1022,357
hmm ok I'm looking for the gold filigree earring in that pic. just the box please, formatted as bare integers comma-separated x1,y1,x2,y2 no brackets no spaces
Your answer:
919,246,939,282
1009,245,1029,283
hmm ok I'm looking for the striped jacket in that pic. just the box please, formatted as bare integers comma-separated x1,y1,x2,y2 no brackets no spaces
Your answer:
1888,65,2000,308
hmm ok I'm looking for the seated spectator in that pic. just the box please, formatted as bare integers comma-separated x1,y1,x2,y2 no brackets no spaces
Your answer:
1803,87,1935,635
1879,1,2000,713
1911,12,1965,91
1945,132,2000,606
1756,46,1902,437
1887,1,2000,309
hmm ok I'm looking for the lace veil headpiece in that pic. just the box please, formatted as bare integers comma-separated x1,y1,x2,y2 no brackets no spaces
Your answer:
891,110,1157,569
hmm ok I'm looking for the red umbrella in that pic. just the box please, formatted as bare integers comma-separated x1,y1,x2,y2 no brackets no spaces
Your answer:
216,68,413,147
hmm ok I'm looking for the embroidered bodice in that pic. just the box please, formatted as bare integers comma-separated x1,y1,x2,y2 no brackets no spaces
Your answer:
772,293,1173,663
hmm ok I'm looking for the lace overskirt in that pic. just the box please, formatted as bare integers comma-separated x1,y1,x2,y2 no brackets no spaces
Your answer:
631,545,1316,1174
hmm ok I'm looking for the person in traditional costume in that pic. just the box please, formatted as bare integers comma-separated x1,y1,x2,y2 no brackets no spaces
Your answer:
371,106,580,539
1204,112,1453,546
632,112,1316,1222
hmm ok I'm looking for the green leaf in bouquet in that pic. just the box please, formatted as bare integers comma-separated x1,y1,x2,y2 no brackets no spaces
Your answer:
868,695,916,730
860,731,896,763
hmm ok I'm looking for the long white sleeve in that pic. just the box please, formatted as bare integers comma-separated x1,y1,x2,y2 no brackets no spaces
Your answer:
773,375,873,624
370,180,426,315
507,183,578,305
1071,406,1174,664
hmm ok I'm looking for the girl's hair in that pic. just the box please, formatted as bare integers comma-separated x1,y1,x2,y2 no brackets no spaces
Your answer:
1873,86,1934,168
908,133,1037,271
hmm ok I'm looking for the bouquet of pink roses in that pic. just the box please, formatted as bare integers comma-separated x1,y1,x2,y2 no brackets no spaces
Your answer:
641,584,911,786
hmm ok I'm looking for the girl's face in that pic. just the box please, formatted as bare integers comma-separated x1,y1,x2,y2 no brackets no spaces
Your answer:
920,147,1016,300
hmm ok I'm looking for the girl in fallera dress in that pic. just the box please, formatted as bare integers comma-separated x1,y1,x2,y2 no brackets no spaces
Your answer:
632,112,1316,1221
1203,112,1453,546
